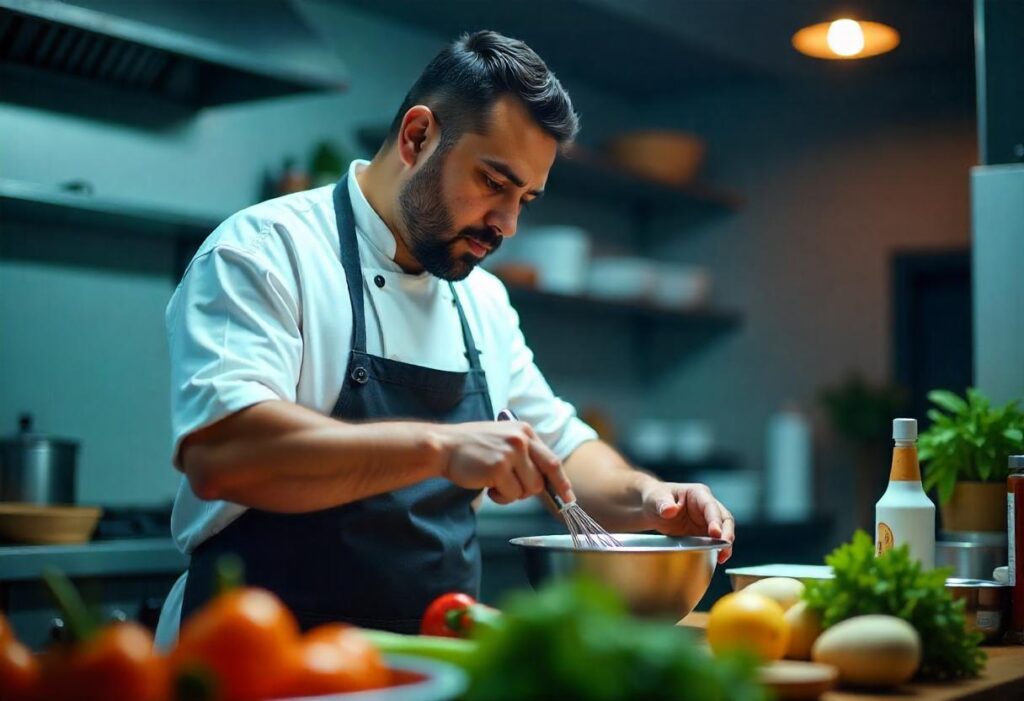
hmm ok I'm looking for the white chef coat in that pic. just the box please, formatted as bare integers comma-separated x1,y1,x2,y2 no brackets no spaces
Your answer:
155,160,598,648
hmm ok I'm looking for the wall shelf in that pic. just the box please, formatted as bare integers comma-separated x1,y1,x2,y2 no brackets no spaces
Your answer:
357,126,742,217
623,451,743,480
0,178,220,239
504,284,742,380
506,284,741,329
552,146,742,215
0,177,742,356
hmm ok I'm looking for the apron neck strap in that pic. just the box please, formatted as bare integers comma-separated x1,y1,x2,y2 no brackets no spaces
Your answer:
333,174,367,353
333,174,485,371
449,282,483,371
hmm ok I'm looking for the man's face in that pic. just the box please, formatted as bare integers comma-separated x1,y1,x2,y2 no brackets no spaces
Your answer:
397,96,558,281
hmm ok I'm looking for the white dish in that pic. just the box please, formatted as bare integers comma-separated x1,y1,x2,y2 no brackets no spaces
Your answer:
587,257,658,301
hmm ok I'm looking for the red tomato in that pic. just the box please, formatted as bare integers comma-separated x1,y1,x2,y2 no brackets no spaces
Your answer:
171,588,300,701
38,622,166,701
0,639,40,701
0,612,12,645
278,624,391,697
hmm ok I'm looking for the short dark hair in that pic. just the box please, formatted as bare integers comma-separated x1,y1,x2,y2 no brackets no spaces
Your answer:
384,30,579,150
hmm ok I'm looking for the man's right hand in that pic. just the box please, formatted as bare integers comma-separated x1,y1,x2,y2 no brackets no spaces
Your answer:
435,421,575,505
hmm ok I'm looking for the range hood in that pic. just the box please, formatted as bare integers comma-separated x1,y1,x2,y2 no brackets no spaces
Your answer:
0,0,348,115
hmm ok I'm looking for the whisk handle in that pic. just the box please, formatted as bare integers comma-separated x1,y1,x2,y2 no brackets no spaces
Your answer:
495,408,569,510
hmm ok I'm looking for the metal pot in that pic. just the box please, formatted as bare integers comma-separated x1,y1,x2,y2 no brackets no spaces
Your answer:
0,414,78,505
937,530,1008,580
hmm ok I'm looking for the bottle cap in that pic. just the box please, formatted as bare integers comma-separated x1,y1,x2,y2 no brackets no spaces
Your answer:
893,418,917,441
1009,455,1024,471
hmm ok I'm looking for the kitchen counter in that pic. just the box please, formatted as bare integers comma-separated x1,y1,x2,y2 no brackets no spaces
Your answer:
682,613,1024,700
0,538,186,582
0,539,187,649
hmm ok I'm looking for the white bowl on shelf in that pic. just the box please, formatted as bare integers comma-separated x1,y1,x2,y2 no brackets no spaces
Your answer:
653,264,711,309
586,257,658,301
627,418,673,463
488,225,590,294
671,420,715,463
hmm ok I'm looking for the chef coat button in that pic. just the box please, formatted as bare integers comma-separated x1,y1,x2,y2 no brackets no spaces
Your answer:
373,275,385,288
351,366,369,384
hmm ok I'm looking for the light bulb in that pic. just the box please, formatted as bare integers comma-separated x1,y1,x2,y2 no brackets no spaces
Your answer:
827,19,865,57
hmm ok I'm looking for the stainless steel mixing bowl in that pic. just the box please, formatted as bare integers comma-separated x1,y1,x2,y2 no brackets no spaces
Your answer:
509,533,728,621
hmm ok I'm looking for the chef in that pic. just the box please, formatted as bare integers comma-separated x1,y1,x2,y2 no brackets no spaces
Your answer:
155,30,734,648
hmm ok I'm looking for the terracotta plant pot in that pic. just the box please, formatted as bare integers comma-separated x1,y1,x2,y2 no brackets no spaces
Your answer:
940,481,1007,533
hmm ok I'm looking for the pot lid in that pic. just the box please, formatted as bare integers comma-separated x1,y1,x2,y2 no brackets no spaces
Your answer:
1,413,79,448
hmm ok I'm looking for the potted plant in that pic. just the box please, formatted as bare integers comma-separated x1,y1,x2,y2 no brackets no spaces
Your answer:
819,374,908,530
919,388,1024,533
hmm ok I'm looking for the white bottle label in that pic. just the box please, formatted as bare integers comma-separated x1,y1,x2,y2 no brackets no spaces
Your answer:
875,481,935,569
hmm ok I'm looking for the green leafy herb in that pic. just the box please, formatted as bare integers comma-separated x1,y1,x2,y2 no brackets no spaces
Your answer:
918,388,1024,504
465,577,767,701
803,531,985,680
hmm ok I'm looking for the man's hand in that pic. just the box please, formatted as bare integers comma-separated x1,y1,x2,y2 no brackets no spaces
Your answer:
640,481,735,563
436,421,575,505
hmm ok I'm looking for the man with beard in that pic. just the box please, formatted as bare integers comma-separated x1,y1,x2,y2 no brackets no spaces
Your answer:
156,30,735,646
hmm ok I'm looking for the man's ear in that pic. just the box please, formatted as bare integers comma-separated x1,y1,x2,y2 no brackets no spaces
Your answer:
397,105,437,169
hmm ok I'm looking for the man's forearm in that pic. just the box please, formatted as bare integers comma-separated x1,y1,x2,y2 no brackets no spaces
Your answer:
562,440,657,532
180,400,446,512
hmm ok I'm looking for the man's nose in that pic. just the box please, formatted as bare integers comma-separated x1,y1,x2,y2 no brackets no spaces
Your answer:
485,203,519,239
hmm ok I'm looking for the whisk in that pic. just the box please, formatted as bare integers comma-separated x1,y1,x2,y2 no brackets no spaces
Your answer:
497,409,622,549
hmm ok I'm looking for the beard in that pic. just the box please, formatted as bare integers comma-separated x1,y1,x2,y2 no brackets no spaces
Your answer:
397,147,503,281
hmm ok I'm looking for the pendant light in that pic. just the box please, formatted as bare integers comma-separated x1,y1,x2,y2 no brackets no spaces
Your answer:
792,18,900,60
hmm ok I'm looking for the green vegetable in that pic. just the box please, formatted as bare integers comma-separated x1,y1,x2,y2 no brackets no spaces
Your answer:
918,387,1024,504
803,531,986,680
361,630,478,669
42,568,101,643
464,577,767,701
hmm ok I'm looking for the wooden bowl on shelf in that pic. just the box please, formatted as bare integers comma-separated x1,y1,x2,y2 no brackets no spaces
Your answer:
0,503,102,545
604,130,706,186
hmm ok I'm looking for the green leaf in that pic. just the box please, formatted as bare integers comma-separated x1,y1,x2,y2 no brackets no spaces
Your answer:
465,576,767,701
929,390,968,415
918,388,1024,493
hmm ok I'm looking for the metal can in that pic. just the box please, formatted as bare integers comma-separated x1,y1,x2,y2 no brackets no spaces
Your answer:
1009,455,1024,643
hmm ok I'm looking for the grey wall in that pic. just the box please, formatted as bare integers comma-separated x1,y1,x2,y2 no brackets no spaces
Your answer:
0,1,978,522
0,0,633,506
636,72,975,539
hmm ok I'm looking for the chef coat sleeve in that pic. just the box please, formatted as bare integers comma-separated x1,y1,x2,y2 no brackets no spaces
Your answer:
166,240,302,467
503,303,599,461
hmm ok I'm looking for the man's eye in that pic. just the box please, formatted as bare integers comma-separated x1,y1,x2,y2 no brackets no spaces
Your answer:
484,175,504,192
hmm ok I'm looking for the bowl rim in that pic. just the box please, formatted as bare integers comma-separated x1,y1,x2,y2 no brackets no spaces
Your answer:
280,654,467,701
945,577,1011,589
508,533,729,553
0,502,103,518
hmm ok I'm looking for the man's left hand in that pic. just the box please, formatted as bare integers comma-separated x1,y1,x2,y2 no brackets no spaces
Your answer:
641,481,735,563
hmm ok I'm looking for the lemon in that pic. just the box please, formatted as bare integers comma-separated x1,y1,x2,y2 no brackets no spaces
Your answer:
707,591,789,661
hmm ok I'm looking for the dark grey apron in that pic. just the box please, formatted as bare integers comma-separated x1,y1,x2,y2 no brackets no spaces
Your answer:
181,174,491,633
